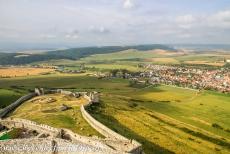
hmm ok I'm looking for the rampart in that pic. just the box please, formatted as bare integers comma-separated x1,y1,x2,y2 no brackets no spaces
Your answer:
0,93,36,118
81,105,142,154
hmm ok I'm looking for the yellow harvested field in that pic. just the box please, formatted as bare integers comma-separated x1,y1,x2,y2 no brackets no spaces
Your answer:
184,61,225,66
0,67,54,77
146,58,179,63
149,49,185,56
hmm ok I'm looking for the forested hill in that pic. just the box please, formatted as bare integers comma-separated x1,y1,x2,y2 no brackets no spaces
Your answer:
0,44,175,65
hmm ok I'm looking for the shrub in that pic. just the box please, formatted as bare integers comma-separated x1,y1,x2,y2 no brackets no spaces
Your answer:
212,123,223,130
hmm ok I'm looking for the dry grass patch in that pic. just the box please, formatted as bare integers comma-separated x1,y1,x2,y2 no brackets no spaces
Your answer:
146,58,179,64
0,67,54,77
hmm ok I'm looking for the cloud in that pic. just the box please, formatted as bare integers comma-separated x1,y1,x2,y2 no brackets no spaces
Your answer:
40,34,57,39
207,10,230,28
123,0,135,9
89,26,110,34
175,15,196,29
65,30,79,39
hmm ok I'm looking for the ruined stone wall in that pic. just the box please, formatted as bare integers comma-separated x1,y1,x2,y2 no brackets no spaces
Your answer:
0,118,60,137
0,118,119,153
0,138,121,154
0,93,36,118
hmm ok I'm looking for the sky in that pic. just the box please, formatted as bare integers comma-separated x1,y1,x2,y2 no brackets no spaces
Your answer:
0,0,230,48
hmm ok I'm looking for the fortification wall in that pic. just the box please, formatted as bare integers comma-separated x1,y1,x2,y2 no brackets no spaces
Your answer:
81,105,142,153
0,93,36,118
80,105,126,140
0,138,120,154
0,118,118,152
1,118,60,137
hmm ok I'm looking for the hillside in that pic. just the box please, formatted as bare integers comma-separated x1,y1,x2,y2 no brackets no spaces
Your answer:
0,44,174,65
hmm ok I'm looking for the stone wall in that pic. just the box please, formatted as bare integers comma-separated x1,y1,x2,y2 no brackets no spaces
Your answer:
0,138,121,154
0,93,36,118
0,118,120,153
80,105,142,154
1,118,60,137
81,105,126,140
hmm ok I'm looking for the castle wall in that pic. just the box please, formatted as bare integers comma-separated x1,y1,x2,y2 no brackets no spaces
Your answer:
0,93,36,118
80,105,142,153
0,138,120,154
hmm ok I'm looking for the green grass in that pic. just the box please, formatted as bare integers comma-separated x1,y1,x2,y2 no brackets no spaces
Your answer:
0,89,25,108
89,85,230,153
0,128,23,140
0,74,230,153
10,93,102,137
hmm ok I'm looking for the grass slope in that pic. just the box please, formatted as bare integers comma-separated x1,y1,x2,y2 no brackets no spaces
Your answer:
0,89,25,108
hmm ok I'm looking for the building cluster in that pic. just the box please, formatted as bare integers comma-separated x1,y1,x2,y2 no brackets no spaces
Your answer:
141,64,230,93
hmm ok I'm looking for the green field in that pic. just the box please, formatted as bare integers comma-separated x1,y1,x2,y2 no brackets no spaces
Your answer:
0,74,229,153
0,89,25,108
89,85,230,153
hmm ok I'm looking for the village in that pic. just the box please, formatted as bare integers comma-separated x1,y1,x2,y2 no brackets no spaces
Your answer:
140,64,230,93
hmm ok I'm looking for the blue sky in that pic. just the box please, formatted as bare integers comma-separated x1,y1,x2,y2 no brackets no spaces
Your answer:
0,0,230,47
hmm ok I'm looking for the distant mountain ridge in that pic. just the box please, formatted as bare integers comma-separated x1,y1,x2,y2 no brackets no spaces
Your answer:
0,44,174,65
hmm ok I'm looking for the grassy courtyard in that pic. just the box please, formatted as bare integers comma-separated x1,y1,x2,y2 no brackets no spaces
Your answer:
10,93,102,137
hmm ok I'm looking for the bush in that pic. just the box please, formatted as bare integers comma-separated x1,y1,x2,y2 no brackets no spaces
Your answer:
212,123,223,130
128,102,138,108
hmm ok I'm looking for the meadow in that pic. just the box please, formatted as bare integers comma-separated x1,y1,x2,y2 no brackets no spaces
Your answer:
0,74,229,153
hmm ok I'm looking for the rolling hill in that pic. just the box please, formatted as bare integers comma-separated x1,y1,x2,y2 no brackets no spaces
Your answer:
0,44,175,65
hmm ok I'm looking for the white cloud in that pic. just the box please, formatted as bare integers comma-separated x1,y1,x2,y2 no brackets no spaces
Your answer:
65,30,79,39
123,0,135,9
41,34,56,39
175,15,196,29
89,26,110,34
207,10,230,28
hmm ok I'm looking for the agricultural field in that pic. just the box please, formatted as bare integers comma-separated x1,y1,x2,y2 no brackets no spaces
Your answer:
80,49,230,67
0,74,229,153
0,67,54,77
10,93,102,137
